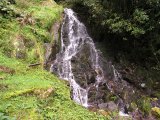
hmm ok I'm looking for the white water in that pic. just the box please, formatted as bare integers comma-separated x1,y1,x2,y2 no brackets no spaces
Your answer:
51,8,129,117
119,111,129,117
51,8,106,107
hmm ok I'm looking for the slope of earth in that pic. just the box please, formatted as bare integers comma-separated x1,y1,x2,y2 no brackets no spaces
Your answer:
0,0,110,119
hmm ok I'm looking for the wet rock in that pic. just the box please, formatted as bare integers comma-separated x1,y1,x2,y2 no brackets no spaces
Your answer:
88,86,97,103
98,101,118,112
107,101,118,111
71,43,98,89
98,103,108,110
96,90,105,100
44,21,61,70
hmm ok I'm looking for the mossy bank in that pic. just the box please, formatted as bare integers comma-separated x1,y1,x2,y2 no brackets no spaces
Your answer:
0,0,110,119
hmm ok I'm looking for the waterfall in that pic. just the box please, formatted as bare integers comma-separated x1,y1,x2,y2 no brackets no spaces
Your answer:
50,8,107,107
50,8,130,116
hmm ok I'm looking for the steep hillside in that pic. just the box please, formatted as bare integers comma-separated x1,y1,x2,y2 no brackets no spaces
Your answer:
0,0,109,119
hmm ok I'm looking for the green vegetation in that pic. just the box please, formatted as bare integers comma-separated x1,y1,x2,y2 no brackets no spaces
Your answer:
0,54,109,119
136,96,152,115
0,0,63,63
0,0,110,119
58,0,160,69
1,0,159,119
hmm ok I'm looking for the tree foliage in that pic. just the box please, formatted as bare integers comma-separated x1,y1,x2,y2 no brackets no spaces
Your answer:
58,0,160,68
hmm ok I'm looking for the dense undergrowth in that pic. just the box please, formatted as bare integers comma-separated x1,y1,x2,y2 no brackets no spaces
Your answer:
0,0,110,119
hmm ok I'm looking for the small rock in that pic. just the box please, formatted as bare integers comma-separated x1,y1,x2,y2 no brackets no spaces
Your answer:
98,110,109,116
98,103,108,110
141,83,145,88
107,101,118,111
98,101,118,111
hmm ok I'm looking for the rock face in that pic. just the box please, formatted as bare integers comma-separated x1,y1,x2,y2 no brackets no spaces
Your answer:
48,8,149,116
44,21,61,70
71,43,97,89
98,102,118,111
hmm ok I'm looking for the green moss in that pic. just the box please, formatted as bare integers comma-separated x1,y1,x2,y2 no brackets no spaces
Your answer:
0,0,63,62
0,1,110,119
136,96,152,115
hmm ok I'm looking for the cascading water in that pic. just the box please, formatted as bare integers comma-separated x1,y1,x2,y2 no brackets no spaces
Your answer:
50,8,106,107
50,8,132,116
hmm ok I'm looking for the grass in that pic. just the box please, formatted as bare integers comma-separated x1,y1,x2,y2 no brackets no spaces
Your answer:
0,54,109,120
0,0,110,119
0,0,63,63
